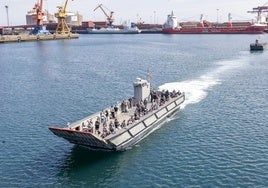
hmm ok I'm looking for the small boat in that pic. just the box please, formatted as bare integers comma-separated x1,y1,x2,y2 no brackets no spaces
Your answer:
49,77,185,151
250,39,267,51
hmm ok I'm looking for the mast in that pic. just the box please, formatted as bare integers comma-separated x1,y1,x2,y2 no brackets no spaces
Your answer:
227,13,232,28
198,14,204,28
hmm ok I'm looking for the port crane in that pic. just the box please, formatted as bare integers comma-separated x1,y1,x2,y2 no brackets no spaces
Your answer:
94,4,114,27
55,0,71,35
247,2,268,24
30,0,50,35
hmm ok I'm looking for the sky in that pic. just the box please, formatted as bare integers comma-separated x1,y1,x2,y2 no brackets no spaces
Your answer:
0,0,267,26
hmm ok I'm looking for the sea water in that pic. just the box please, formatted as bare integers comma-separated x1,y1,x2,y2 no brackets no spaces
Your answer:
0,34,267,187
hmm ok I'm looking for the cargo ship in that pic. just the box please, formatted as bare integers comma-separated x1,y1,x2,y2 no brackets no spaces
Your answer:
49,77,185,151
162,11,267,34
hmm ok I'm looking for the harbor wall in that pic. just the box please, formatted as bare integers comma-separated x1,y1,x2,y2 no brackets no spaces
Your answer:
0,34,79,43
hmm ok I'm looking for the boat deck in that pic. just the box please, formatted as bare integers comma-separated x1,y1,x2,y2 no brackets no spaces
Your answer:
49,90,185,150
68,91,181,140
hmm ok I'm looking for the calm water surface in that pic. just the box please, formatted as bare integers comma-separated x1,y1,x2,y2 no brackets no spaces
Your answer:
0,34,268,187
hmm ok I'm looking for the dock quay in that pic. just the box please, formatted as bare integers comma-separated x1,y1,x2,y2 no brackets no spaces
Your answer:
0,34,79,43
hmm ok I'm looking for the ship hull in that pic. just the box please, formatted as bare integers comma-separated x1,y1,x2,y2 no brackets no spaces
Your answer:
114,105,181,151
162,26,266,34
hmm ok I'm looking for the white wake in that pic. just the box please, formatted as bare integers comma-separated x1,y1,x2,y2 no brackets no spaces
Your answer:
158,55,248,109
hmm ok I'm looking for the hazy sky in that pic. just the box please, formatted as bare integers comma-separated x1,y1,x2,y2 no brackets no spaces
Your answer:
0,0,267,26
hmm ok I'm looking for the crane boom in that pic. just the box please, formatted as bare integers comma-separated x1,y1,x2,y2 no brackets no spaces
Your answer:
40,0,43,10
94,4,114,26
63,0,69,13
94,4,109,18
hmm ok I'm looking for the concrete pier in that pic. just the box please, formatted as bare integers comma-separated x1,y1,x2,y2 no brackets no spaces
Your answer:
0,33,79,43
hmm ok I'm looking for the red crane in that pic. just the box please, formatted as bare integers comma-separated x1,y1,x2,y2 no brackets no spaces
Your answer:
32,0,44,27
30,0,50,35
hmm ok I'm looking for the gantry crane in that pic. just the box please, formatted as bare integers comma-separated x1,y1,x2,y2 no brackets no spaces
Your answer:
247,2,268,24
94,4,114,27
55,0,71,35
30,0,50,35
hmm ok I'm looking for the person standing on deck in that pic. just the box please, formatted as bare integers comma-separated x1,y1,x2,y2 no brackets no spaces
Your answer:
95,118,100,134
114,118,120,129
110,106,115,119
105,110,109,121
143,98,148,109
114,105,119,118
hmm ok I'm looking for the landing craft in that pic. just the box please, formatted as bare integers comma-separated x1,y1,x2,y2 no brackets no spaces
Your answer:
49,77,185,151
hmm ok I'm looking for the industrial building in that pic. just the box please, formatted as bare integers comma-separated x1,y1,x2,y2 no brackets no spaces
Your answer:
26,10,82,26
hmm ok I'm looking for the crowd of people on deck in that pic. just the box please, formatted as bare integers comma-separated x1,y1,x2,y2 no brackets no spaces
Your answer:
79,89,182,138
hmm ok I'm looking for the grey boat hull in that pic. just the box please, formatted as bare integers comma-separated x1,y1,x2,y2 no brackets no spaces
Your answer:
113,106,181,151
